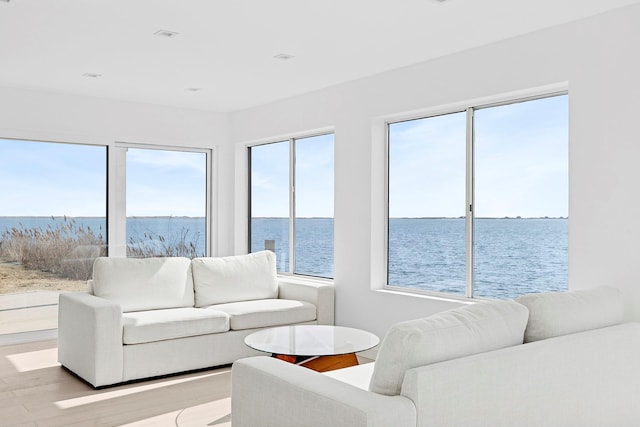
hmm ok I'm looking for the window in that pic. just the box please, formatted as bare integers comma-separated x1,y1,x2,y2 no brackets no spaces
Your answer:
249,133,334,278
388,112,467,295
0,139,106,334
125,147,209,258
387,93,568,299
249,141,290,270
0,140,211,336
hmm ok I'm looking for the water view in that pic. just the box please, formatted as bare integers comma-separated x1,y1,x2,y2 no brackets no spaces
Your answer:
388,217,567,299
1,216,567,300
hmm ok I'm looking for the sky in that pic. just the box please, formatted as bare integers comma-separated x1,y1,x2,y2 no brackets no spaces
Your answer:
0,141,206,217
126,148,206,217
250,133,334,218
389,94,568,218
0,140,107,216
0,95,567,219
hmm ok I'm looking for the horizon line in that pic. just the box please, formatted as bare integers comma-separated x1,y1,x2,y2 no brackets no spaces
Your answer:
0,215,568,219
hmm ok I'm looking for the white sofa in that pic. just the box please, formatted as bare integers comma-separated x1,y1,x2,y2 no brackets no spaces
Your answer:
57,250,334,388
232,286,640,427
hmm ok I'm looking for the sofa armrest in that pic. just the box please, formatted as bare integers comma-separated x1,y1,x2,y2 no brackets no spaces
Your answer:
400,323,640,427
232,357,416,427
278,278,335,325
58,292,123,387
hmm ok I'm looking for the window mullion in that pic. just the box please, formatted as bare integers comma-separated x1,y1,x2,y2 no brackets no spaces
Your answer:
205,149,213,257
109,145,127,257
289,139,296,274
465,107,475,299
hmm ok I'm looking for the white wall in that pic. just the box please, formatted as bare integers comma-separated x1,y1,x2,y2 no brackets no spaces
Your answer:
229,4,640,337
3,4,640,339
0,86,232,256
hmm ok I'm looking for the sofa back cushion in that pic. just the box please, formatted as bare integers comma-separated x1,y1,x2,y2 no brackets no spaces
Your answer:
515,286,624,343
369,300,529,396
91,257,194,312
192,251,278,307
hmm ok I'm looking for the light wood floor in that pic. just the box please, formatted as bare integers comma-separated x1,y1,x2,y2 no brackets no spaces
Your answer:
0,339,232,427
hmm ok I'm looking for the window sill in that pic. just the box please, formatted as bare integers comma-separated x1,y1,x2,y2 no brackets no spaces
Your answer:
277,273,334,286
379,285,477,305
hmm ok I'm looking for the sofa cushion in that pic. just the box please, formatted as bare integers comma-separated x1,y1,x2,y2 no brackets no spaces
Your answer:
122,307,229,345
323,362,375,391
92,257,194,312
192,251,278,307
369,300,529,396
206,299,316,330
515,286,624,343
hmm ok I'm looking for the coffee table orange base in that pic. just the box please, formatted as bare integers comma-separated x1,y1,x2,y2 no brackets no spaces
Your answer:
275,353,359,372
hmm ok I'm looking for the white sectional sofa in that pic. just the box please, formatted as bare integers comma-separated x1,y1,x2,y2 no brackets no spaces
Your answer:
57,251,334,388
232,286,640,427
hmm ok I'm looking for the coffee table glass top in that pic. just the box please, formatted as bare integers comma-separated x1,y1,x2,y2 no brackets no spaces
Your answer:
244,325,380,357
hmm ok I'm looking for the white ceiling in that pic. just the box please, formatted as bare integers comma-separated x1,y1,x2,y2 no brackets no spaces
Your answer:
1,0,639,113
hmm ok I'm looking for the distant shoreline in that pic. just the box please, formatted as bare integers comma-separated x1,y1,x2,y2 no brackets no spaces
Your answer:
1,216,568,220
389,216,568,220
253,216,568,220
0,216,206,219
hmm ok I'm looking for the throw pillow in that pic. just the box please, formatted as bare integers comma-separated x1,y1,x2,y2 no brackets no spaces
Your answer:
192,250,278,307
369,299,529,396
91,256,194,312
515,286,624,343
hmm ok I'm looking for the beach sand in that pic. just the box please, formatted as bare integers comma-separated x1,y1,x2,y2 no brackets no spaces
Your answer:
0,258,86,294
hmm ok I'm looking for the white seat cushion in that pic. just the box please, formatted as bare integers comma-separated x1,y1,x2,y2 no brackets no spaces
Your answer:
369,299,529,396
192,251,278,307
206,299,317,330
516,286,624,343
122,307,229,345
323,362,375,391
92,257,194,312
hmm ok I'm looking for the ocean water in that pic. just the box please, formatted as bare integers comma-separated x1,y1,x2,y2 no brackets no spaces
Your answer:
250,217,334,277
388,218,568,299
1,216,567,299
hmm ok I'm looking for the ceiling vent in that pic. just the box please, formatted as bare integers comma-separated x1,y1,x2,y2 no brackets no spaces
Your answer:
154,29,179,38
273,53,295,60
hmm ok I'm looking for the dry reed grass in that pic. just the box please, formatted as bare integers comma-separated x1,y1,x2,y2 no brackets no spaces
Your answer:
126,227,203,259
0,218,203,284
0,217,106,281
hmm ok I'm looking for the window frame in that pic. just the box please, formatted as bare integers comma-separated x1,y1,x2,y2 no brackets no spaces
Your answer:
114,142,213,257
247,131,335,278
385,90,568,299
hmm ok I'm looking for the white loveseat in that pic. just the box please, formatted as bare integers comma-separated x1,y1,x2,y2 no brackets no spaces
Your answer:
232,286,640,427
58,250,334,388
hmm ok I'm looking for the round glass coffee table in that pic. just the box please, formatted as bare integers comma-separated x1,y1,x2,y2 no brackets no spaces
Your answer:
244,325,379,372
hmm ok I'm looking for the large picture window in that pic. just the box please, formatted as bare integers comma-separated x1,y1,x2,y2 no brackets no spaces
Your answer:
388,112,467,295
126,147,209,258
0,139,107,334
0,140,211,336
388,93,568,299
249,133,334,278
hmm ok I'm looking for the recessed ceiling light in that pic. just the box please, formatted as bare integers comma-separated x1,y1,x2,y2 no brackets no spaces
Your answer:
273,53,295,60
154,29,179,38
82,73,102,78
